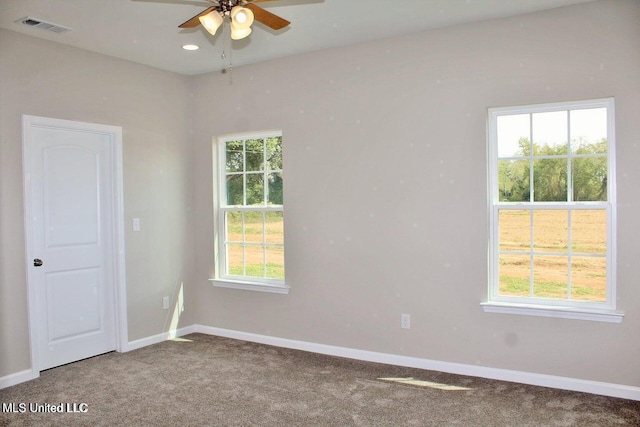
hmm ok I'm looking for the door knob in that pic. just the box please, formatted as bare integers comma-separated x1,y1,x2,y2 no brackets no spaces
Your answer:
33,258,43,267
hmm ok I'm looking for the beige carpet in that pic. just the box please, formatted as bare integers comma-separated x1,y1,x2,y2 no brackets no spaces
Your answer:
1,333,638,426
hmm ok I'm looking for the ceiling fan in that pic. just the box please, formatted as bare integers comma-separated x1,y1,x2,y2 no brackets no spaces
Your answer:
179,0,290,40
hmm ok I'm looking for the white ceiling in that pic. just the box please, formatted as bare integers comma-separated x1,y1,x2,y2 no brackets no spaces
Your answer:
0,0,598,76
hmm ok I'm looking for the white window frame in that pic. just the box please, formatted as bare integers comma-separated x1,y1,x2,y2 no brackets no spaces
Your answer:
482,98,623,322
210,130,288,294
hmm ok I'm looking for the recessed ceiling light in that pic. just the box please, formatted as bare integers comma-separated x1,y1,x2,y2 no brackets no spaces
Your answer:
182,44,199,51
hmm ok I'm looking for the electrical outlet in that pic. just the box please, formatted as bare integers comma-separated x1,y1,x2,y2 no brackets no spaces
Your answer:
132,217,141,232
401,313,411,329
163,296,169,310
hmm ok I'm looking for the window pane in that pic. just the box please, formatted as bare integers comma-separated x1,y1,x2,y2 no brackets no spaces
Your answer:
533,255,568,299
571,257,606,302
268,172,284,205
266,137,283,170
570,108,607,153
244,211,264,243
226,140,244,172
571,210,606,254
498,160,530,202
533,210,567,253
245,246,265,278
497,114,530,158
226,175,244,205
499,254,530,296
499,210,530,252
533,159,567,201
572,157,607,202
227,244,244,276
245,138,264,172
266,247,285,280
265,211,284,244
532,111,567,154
225,212,243,243
246,173,264,205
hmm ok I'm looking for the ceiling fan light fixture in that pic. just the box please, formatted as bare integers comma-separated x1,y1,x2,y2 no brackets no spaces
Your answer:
230,24,252,40
230,6,254,30
198,10,223,36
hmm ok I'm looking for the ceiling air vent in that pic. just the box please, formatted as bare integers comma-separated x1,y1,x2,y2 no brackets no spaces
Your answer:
15,17,71,34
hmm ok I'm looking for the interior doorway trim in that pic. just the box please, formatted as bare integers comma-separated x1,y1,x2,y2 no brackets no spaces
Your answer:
22,115,128,374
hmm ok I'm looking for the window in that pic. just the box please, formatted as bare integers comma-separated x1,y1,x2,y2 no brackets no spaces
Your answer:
211,131,287,294
484,98,622,322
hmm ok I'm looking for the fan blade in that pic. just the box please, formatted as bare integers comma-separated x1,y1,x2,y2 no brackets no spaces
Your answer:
179,6,216,28
245,3,290,30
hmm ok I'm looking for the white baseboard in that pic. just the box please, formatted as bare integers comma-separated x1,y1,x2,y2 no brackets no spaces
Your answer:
122,325,198,352
0,369,39,390
194,324,640,401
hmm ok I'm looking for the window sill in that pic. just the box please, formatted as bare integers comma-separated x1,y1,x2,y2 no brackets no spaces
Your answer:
209,279,289,294
481,301,624,323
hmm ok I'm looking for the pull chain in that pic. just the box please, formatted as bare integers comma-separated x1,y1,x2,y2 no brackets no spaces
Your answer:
219,19,233,84
228,44,233,85
221,19,227,60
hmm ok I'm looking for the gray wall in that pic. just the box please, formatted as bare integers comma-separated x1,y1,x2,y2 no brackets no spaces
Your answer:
0,30,196,377
191,0,640,387
1,0,638,389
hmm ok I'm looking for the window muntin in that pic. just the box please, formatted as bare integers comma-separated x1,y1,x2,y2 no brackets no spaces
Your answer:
488,99,615,310
216,131,284,286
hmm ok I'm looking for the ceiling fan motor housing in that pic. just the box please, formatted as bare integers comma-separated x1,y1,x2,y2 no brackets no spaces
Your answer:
218,0,244,15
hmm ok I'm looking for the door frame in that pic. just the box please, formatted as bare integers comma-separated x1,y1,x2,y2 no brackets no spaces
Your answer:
22,115,128,374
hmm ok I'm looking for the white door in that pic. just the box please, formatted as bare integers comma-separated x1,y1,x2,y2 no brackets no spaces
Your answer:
23,116,124,371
